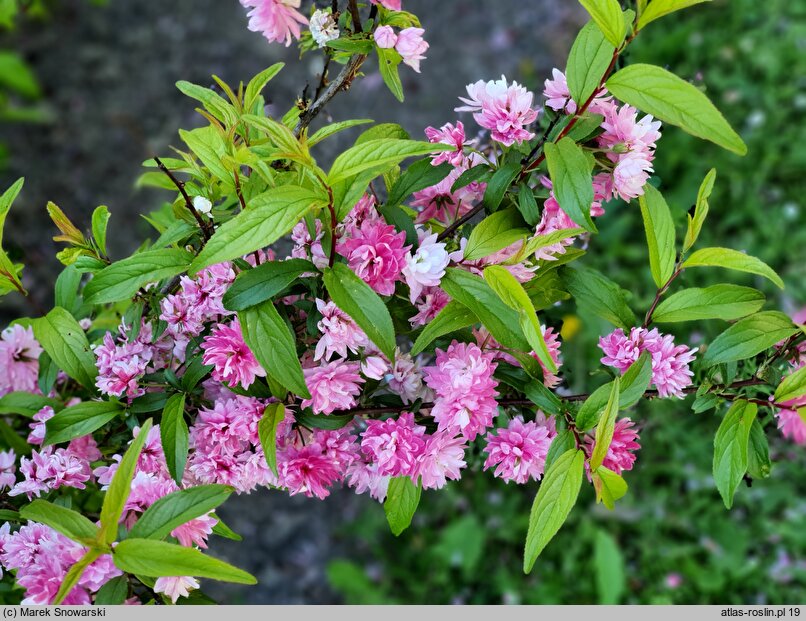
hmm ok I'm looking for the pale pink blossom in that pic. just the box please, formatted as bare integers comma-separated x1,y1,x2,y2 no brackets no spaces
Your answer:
309,9,339,47
0,325,42,396
402,233,451,302
27,406,55,445
483,416,554,484
457,76,538,146
599,327,696,398
387,350,426,404
361,355,389,380
337,218,410,296
416,431,467,489
291,220,329,270
411,166,484,225
475,325,563,389
423,341,499,441
543,68,576,114
201,318,265,389
240,0,308,46
425,121,470,168
314,299,369,361
0,449,15,490
94,331,153,399
302,360,365,414
410,287,451,326
584,417,641,475
374,25,397,49
361,412,426,477
278,443,343,499
395,27,428,72
346,459,390,502
370,0,401,9
154,576,200,604
776,396,806,445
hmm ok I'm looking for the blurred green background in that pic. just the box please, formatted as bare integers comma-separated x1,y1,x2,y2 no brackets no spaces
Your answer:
1,0,804,605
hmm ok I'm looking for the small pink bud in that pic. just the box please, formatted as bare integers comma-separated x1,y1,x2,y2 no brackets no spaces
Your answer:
374,25,398,49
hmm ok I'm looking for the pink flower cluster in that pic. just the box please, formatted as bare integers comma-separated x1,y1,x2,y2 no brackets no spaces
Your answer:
0,523,121,604
474,325,564,389
483,414,556,484
424,341,500,441
374,26,429,72
240,0,307,47
599,327,697,398
201,318,265,389
457,76,539,147
0,325,42,397
584,417,641,475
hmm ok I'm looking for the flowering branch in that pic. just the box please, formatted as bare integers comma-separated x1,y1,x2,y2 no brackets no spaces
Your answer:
153,156,212,241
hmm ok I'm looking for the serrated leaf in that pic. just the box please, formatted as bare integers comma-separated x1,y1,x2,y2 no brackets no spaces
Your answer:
775,365,806,404
652,284,765,323
94,576,129,605
113,539,256,584
328,139,447,184
463,209,529,261
32,307,98,389
746,419,771,480
639,184,676,287
713,400,757,508
377,47,404,102
0,392,62,418
20,500,98,544
482,162,521,212
386,159,453,208
84,248,193,305
160,393,188,484
322,262,396,359
590,378,620,469
637,0,711,30
702,311,797,367
91,205,110,256
593,466,628,511
567,20,616,106
384,476,421,536
578,0,627,47
258,403,285,477
410,301,477,356
544,138,596,231
562,265,636,330
523,449,584,573
45,400,123,446
683,247,784,289
244,62,284,111
239,300,309,398
190,186,327,274
223,258,316,311
99,419,153,545
606,63,747,155
683,168,715,252
307,119,374,147
128,485,232,541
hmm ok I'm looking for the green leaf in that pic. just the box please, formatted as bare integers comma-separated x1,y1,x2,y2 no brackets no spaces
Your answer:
652,284,765,323
128,485,233,541
482,162,521,212
294,410,354,430
328,139,447,184
244,63,284,111
575,353,651,430
179,126,232,183
606,64,747,155
322,262,397,359
683,168,715,253
463,209,529,261
702,311,798,367
53,549,101,605
239,300,309,398
160,394,188,484
45,400,123,446
384,476,421,536
713,400,757,509
517,183,540,226
84,248,193,305
91,205,111,256
484,265,557,372
100,419,153,544
32,307,98,389
683,247,784,289
566,20,616,106
386,159,453,208
590,378,621,470
308,119,374,147
190,186,327,274
775,364,806,404
562,265,636,329
0,419,29,454
113,539,257,584
54,264,83,314
211,514,242,541
0,392,62,417
523,449,585,573
637,0,711,30
223,258,315,312
20,500,98,544
544,138,596,231
258,403,285,477
593,529,626,603
544,430,577,472
593,466,628,510
638,185,676,288
746,419,771,480
441,268,529,352
377,47,404,102
578,0,626,47
176,81,238,126
94,576,129,605
410,301,477,356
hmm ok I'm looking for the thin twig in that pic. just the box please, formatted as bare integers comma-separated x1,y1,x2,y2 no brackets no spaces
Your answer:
347,0,363,33
154,157,211,241
643,263,684,327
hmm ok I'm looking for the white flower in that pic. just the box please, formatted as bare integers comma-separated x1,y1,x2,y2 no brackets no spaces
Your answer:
309,9,340,48
154,576,200,604
192,196,213,216
402,232,450,302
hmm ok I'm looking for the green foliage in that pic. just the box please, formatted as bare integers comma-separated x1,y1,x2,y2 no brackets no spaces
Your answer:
712,400,757,509
384,477,422,537
544,137,597,232
160,393,189,484
638,185,676,288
